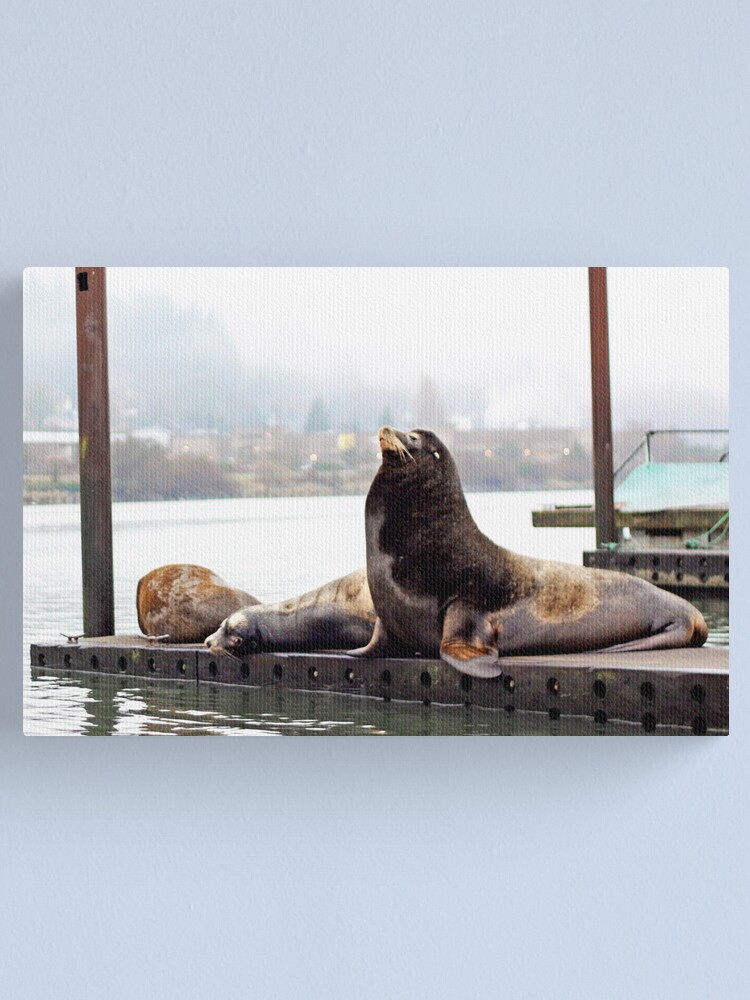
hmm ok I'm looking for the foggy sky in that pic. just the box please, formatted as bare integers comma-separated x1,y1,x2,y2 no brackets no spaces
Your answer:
24,266,728,431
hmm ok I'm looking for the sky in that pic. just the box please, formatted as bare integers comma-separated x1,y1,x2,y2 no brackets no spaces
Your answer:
23,266,728,430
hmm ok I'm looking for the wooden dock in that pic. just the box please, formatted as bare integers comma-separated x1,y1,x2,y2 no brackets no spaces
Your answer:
531,505,727,533
30,636,729,734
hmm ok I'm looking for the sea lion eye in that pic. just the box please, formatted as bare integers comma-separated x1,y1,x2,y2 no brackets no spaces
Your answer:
408,433,419,442
433,450,441,460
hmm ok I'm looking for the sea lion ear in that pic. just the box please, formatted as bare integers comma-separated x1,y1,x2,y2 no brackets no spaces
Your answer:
433,450,441,460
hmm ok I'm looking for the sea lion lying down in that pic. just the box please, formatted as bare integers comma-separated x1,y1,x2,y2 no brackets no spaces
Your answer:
138,564,376,652
137,564,259,643
203,568,376,654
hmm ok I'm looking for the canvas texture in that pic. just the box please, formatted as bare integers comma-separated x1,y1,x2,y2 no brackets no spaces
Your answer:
23,267,728,735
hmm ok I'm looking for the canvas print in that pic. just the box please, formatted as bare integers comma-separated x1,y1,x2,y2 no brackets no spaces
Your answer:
24,267,728,735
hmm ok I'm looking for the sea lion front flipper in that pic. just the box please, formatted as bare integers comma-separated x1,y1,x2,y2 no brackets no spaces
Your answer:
347,616,391,658
440,601,502,678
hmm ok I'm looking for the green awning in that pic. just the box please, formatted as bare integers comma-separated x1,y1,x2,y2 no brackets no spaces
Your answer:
615,462,729,512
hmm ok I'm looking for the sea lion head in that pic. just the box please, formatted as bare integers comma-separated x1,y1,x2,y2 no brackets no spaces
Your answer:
204,610,264,656
377,425,447,466
375,426,462,492
370,426,471,526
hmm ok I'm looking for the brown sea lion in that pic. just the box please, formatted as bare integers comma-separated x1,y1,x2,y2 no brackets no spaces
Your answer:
137,564,259,643
348,427,708,677
204,568,377,655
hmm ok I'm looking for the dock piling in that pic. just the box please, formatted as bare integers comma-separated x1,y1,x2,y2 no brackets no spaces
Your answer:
75,267,115,637
588,267,617,547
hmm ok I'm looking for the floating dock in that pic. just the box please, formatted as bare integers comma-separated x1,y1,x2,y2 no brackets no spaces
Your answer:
532,430,729,594
581,548,728,592
531,505,726,534
30,636,729,735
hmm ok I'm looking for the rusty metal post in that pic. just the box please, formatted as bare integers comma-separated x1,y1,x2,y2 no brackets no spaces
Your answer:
588,267,617,547
75,267,115,636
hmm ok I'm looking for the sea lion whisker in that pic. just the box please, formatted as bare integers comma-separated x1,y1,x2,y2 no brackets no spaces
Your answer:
379,427,414,462
391,436,413,462
214,647,242,663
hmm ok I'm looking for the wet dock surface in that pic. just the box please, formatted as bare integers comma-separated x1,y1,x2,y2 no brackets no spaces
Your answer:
30,636,729,734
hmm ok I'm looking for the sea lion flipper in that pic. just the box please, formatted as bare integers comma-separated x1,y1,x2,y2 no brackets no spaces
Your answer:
347,616,391,658
594,614,708,653
439,601,502,679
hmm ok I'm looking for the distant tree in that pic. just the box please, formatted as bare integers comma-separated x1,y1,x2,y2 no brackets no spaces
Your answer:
304,397,331,433
23,382,61,429
415,377,448,431
111,439,240,501
559,442,591,485
379,405,394,427
256,456,300,494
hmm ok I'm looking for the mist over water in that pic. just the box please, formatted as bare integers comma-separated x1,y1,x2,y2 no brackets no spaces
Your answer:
24,267,729,435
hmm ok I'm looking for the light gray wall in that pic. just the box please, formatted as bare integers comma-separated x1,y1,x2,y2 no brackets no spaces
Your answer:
3,2,746,997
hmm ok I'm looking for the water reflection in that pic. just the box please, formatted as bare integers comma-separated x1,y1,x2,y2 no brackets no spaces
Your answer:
30,668,705,737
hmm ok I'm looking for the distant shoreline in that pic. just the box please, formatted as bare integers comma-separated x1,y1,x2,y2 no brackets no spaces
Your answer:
23,480,592,506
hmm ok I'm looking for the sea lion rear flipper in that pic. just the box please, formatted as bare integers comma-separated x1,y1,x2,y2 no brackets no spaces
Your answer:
347,616,390,657
596,614,707,653
440,601,502,679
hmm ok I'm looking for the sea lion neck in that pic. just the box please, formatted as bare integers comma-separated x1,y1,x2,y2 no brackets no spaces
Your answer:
366,446,477,554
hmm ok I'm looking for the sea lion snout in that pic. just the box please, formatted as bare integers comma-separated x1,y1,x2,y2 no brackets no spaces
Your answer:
378,426,421,462
203,618,242,652
378,426,405,453
203,628,223,649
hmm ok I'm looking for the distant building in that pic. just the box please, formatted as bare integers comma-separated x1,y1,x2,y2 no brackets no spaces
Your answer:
23,430,125,475
130,427,172,449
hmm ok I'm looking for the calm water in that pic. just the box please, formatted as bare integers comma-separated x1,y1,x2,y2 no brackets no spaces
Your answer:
24,491,728,736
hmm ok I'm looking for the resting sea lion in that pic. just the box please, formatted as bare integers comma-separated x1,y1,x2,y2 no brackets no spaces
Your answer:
137,564,259,643
348,427,708,677
204,568,376,654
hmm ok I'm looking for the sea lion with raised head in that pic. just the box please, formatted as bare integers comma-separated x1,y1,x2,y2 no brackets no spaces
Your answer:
349,427,708,677
204,568,377,655
137,564,259,643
